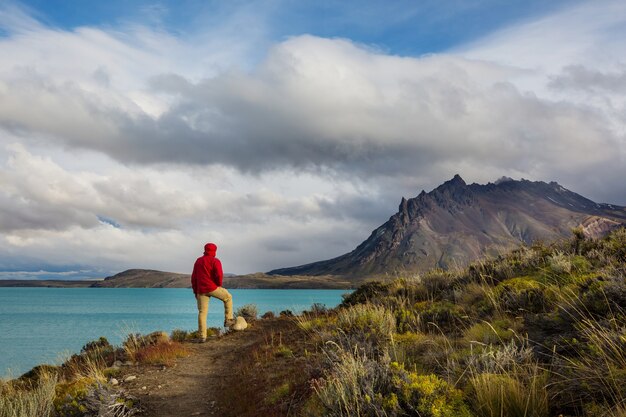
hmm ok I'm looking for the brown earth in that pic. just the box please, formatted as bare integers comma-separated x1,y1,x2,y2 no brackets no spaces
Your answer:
118,318,317,417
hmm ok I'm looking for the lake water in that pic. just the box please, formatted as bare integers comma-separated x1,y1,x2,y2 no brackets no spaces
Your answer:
0,288,348,378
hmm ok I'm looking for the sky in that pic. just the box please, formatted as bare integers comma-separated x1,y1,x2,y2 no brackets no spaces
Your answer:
0,0,625,278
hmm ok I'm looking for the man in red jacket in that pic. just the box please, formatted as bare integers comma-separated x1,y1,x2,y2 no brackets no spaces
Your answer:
191,243,235,342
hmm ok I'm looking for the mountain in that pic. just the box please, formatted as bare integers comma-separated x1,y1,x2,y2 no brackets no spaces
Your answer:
269,175,626,277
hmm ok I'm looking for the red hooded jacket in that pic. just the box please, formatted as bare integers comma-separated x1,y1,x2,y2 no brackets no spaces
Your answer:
191,243,223,294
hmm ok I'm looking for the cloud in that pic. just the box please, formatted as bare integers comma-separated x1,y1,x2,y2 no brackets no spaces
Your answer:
0,0,625,276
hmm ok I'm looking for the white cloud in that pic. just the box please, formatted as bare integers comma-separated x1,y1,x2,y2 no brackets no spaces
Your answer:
0,0,625,275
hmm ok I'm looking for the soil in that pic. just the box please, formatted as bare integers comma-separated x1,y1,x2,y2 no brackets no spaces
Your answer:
118,318,312,417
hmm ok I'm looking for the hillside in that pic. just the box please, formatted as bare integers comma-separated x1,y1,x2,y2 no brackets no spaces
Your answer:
8,228,625,417
270,175,626,277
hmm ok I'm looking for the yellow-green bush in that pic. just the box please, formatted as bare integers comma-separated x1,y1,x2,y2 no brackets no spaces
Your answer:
390,362,472,417
494,277,556,314
336,303,395,351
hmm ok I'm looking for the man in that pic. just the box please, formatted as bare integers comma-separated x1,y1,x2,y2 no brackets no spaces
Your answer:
191,243,235,342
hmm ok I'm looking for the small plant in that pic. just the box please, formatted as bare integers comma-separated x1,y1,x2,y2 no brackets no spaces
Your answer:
261,311,276,319
170,329,190,342
265,382,291,405
236,304,258,321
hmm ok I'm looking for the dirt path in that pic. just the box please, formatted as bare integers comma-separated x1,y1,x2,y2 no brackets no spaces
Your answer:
120,319,297,417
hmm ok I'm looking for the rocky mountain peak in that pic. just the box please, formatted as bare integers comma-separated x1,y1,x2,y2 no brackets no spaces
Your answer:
437,174,466,190
269,176,626,278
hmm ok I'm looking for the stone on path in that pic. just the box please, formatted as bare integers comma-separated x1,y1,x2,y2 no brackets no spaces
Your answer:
231,316,247,331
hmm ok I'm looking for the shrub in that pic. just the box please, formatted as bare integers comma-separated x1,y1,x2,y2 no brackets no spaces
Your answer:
309,303,328,315
313,348,392,417
550,316,626,412
413,301,468,334
494,277,554,314
170,329,190,342
236,304,258,321
463,319,516,345
279,309,294,317
389,363,473,417
341,281,389,307
54,378,136,417
335,304,395,356
0,373,57,417
261,311,275,319
81,337,111,354
421,269,459,300
470,371,549,417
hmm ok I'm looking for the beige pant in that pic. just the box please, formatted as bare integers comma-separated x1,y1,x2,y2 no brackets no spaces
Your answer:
196,287,234,339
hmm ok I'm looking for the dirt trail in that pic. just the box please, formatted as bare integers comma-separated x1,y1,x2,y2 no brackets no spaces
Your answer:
119,319,295,417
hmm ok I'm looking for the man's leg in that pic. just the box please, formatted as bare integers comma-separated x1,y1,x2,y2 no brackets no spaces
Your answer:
208,287,234,323
196,293,210,340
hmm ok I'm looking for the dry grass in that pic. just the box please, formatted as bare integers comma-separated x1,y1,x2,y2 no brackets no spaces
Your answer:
0,372,57,417
470,369,549,417
134,341,189,366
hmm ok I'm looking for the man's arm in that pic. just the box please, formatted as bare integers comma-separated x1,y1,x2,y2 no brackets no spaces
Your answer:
191,262,198,294
214,258,224,287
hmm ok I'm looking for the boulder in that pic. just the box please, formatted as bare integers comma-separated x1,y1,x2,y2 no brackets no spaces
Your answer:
231,316,248,331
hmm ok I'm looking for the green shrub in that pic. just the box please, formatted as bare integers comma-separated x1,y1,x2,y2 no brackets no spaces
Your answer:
494,277,555,314
413,301,468,334
341,281,390,307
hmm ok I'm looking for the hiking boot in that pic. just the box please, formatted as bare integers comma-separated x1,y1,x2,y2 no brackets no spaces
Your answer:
224,318,236,328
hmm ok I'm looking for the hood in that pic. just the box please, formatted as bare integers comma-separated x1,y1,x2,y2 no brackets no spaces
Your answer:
204,243,217,256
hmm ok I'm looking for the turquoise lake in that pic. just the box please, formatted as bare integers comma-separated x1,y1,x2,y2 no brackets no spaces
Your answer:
0,288,348,378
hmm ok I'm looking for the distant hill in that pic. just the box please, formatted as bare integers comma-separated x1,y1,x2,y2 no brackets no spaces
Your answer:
91,269,190,288
269,175,626,277
0,280,93,288
87,269,352,289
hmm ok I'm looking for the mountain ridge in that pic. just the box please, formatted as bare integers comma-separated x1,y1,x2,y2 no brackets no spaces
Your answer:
269,175,626,277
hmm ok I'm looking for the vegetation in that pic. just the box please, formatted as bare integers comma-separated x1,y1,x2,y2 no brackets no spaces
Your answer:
0,329,190,416
236,304,259,321
294,227,626,417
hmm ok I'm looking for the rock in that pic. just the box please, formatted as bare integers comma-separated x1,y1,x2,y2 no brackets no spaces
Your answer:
141,386,147,390
110,378,119,385
231,316,247,331
113,360,122,368
123,375,137,382
143,331,170,345
123,361,134,366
